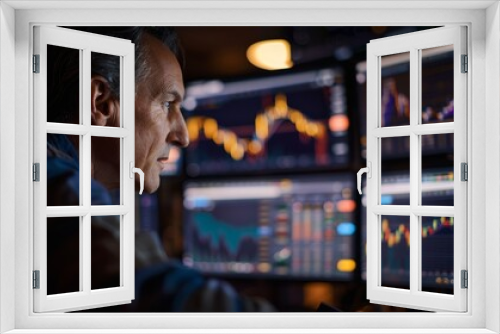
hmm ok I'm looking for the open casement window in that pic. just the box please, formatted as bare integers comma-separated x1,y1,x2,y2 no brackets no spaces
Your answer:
362,26,467,312
33,26,137,312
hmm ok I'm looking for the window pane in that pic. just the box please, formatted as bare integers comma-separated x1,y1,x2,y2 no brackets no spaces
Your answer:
381,52,410,127
421,134,454,206
47,134,81,206
381,136,410,205
91,52,121,127
91,137,121,205
421,45,454,124
91,215,121,290
421,216,454,294
47,217,80,295
47,45,81,125
381,215,410,289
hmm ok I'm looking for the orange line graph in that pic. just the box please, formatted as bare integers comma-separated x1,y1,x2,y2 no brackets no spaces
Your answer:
382,217,454,248
187,94,329,161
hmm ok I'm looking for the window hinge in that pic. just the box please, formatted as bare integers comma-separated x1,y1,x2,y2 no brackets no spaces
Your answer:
33,163,40,182
33,270,40,289
461,54,468,73
33,54,40,73
461,270,468,289
461,163,468,181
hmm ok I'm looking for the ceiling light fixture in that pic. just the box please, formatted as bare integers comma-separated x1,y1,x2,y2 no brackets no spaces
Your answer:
246,39,293,71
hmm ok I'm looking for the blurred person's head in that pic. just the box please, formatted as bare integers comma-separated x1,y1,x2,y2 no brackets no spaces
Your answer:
48,27,189,193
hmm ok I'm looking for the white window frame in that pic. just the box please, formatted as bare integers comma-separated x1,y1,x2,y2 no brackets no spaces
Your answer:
0,1,499,333
33,26,136,313
366,26,467,312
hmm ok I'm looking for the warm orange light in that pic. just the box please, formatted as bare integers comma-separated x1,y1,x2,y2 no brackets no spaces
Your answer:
329,114,350,132
248,140,263,155
247,39,293,71
203,118,218,138
187,118,200,141
337,259,356,272
337,199,356,213
255,114,269,140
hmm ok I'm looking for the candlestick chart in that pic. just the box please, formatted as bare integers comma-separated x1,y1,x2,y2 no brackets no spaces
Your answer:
184,69,349,176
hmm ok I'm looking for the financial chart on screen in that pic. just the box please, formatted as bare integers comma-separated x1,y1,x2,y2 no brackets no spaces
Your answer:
183,69,349,176
361,169,454,293
183,175,356,280
357,47,454,160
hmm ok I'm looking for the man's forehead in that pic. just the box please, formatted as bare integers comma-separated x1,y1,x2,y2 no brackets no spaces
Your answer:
143,34,184,99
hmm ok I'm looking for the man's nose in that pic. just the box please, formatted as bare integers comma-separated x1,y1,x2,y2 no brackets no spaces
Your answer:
167,112,190,148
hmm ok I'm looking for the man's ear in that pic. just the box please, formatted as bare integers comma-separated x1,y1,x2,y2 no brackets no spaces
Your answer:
91,76,119,126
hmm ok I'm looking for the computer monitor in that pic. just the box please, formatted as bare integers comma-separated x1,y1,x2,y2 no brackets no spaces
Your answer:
183,68,349,176
361,169,454,293
182,174,356,280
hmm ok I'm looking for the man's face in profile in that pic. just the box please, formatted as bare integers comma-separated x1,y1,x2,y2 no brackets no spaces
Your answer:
134,34,189,193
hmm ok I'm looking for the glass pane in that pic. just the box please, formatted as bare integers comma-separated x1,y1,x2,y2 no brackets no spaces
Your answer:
421,45,454,124
421,134,454,206
47,134,81,206
91,215,121,290
421,216,454,294
381,136,410,205
47,217,80,295
381,52,410,127
47,45,81,124
91,52,121,128
91,137,121,205
381,215,410,289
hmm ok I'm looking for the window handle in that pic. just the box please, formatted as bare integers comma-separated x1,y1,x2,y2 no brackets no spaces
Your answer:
129,162,145,195
357,162,371,195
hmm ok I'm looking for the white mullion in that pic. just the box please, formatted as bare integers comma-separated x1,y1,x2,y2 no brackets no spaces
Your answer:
411,205,455,217
409,47,420,295
90,205,128,216
33,28,48,309
119,54,124,287
373,206,455,218
78,48,84,292
47,205,128,217
373,123,454,139
375,54,382,289
47,206,89,217
366,45,380,297
82,214,91,293
413,122,454,135
89,126,129,138
120,216,124,287
453,27,468,310
373,205,411,215
46,123,88,136
82,48,92,294
122,48,135,298
373,126,412,138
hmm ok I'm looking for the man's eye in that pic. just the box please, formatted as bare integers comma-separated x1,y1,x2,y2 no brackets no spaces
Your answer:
163,101,171,112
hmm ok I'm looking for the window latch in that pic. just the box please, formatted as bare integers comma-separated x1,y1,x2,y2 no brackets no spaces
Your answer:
357,162,371,195
129,162,144,195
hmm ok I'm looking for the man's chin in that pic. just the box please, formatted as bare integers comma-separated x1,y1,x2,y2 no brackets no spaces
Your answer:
141,177,161,194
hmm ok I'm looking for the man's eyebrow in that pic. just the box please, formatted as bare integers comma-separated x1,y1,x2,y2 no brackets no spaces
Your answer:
166,90,184,102
160,82,184,102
